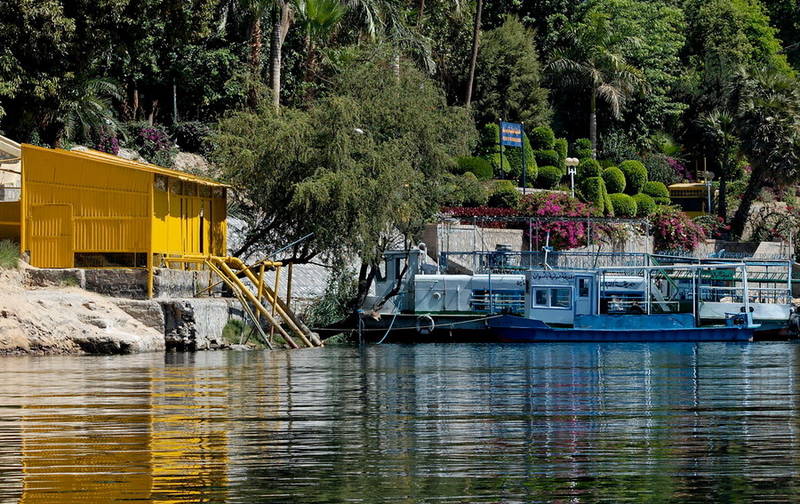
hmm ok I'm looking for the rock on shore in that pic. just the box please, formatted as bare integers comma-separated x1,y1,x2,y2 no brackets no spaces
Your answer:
0,270,164,355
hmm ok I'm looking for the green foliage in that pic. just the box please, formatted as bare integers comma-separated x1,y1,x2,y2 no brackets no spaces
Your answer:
530,126,555,150
0,240,18,269
304,265,359,329
642,153,681,185
172,121,212,154
461,173,489,207
580,176,608,215
486,152,511,174
213,55,476,263
609,193,638,217
474,16,551,126
478,123,535,178
619,160,648,194
488,180,521,208
633,193,656,216
553,138,568,171
573,138,593,159
602,167,626,194
578,158,602,180
534,149,559,169
643,180,670,199
536,166,563,189
455,156,493,180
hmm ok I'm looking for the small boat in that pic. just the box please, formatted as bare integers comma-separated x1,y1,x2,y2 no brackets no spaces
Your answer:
486,264,759,343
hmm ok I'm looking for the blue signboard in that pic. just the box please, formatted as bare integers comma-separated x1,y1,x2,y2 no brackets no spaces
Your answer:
500,121,523,147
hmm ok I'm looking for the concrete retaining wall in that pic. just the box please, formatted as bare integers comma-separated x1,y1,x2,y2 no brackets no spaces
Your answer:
158,298,243,351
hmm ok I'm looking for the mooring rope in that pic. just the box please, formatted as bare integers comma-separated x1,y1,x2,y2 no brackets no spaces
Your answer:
376,313,399,344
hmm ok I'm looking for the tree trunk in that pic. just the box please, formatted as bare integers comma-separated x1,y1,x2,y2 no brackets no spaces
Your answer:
589,92,597,158
717,166,728,222
270,1,292,112
417,0,425,25
730,166,765,238
464,0,483,107
132,87,139,121
250,16,262,73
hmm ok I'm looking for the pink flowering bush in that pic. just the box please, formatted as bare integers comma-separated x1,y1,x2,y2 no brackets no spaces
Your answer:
650,206,706,252
667,157,693,181
95,133,120,155
518,193,594,249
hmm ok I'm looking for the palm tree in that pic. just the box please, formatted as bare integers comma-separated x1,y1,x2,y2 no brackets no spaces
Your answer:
728,67,800,238
697,109,739,221
52,77,123,147
547,12,643,156
296,0,348,87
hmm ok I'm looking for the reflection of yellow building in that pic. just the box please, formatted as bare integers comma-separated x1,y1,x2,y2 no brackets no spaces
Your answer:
19,362,230,504
668,182,714,218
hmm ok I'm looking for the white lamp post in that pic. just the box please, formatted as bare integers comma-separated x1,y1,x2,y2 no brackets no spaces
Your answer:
565,157,580,198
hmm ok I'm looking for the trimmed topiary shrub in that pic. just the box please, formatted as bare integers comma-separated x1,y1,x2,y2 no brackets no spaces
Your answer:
489,180,521,208
643,180,670,199
633,193,656,216
602,166,626,194
534,149,559,168
536,165,562,189
530,126,555,150
619,160,648,194
462,172,489,207
456,156,493,180
609,193,638,217
580,176,607,215
485,152,511,174
553,138,568,172
604,188,614,217
573,138,593,159
577,158,602,180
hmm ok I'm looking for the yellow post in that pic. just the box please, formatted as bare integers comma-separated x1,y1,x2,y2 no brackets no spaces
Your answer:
270,265,281,340
147,173,154,299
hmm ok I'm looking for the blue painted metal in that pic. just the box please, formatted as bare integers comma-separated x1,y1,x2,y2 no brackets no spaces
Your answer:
488,315,755,343
574,313,695,330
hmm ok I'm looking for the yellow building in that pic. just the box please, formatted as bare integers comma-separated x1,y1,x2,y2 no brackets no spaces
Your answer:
668,182,713,218
0,144,228,295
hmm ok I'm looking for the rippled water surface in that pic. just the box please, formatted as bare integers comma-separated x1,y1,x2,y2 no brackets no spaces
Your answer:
1,343,800,502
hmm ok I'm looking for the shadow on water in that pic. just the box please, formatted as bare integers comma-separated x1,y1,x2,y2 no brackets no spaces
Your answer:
0,342,798,502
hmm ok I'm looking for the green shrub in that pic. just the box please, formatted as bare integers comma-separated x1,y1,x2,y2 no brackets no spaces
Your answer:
439,173,465,206
602,166,626,194
489,180,520,208
514,163,538,187
0,240,18,269
505,132,536,178
530,126,555,150
171,121,212,154
485,152,511,174
573,138,593,159
599,159,616,169
633,193,656,216
536,165,562,189
619,160,648,194
534,149,559,168
580,176,607,215
462,172,489,206
604,188,614,217
577,158,602,180
456,156,493,180
609,193,638,217
643,180,670,199
553,138,568,172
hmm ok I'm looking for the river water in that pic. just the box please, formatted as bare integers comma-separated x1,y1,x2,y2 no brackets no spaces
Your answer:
0,343,799,503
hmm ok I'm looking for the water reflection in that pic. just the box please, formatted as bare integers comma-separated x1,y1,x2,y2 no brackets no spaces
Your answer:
0,343,797,502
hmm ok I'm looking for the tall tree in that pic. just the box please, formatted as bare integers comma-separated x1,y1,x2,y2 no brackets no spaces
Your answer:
548,11,643,155
464,0,482,107
697,109,739,220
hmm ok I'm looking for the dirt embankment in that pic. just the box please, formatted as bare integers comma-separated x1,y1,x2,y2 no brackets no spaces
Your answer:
0,269,164,355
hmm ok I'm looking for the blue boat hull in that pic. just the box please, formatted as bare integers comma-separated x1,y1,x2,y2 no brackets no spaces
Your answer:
488,315,755,343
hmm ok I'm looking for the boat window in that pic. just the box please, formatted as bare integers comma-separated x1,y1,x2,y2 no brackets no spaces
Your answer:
579,278,589,297
534,289,549,307
551,288,571,308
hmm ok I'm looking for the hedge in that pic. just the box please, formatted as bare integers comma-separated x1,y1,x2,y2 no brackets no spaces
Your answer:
573,138,593,159
536,165,562,189
455,156,493,180
609,193,638,217
578,158,603,180
632,193,656,216
530,126,555,150
534,149,559,168
643,180,670,199
485,152,511,174
619,160,648,194
602,166,626,194
554,138,568,172
488,180,521,208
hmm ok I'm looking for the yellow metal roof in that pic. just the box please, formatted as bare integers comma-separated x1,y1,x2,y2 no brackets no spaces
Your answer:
668,182,706,189
21,144,229,188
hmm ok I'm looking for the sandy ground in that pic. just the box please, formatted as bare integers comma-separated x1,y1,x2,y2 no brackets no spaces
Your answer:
0,269,164,355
